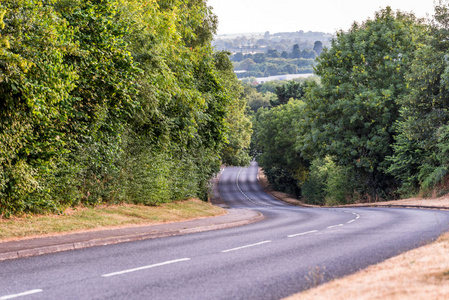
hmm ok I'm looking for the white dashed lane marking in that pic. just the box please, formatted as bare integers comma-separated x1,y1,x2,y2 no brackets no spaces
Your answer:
0,289,43,300
327,224,344,229
222,241,272,253
287,230,318,238
102,258,191,277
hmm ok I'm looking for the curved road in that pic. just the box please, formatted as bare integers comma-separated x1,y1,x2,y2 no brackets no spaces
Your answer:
1,162,449,299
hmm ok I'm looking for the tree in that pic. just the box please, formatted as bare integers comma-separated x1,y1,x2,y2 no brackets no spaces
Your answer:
232,52,244,62
388,1,449,193
291,44,301,58
313,41,323,55
265,63,279,76
300,49,316,59
0,0,253,216
266,49,280,58
297,7,426,198
0,0,77,215
271,80,305,106
214,52,252,166
244,84,273,113
239,58,256,70
252,52,266,63
53,0,141,205
252,100,308,196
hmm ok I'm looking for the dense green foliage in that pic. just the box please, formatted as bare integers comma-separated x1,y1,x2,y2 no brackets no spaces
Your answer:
298,7,426,199
0,0,251,216
250,80,309,195
387,2,449,196
253,99,308,196
252,5,449,205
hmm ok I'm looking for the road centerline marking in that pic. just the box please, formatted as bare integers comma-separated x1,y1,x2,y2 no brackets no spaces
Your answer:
236,167,271,208
327,224,344,229
0,289,43,300
288,230,318,238
222,241,272,253
102,258,191,277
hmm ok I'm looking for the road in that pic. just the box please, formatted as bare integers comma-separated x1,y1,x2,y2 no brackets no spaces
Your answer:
1,162,449,300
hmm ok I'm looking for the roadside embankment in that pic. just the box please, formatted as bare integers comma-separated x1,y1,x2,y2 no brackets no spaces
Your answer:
258,167,449,209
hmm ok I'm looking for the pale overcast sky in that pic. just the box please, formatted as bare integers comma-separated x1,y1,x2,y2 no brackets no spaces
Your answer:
208,0,435,34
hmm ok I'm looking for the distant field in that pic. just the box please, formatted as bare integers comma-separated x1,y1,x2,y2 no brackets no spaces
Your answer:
253,73,315,83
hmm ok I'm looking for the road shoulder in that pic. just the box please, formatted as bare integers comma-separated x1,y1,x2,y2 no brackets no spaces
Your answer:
0,208,263,261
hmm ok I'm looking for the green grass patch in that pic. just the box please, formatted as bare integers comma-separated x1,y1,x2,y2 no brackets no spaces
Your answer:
0,199,225,241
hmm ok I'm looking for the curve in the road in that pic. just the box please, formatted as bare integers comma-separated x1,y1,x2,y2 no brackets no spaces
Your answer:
1,161,449,300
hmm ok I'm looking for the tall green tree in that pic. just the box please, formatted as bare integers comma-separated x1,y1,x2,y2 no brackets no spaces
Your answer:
297,7,426,198
313,41,323,55
388,1,449,193
52,0,140,205
292,44,301,59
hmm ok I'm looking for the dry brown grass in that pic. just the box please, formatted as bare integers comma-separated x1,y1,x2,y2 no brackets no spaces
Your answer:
286,232,449,300
0,199,225,242
362,196,449,208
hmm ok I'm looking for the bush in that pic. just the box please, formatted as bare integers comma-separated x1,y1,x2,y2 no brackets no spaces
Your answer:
302,157,354,206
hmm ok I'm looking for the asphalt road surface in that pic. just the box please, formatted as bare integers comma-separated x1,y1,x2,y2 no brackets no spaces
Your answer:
1,161,449,300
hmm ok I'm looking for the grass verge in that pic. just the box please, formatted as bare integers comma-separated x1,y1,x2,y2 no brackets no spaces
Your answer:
285,231,449,299
0,199,225,242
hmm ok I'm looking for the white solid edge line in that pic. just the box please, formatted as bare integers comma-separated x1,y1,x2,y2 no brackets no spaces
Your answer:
327,224,344,229
288,230,318,238
0,290,43,300
222,241,272,253
347,219,356,224
102,258,191,277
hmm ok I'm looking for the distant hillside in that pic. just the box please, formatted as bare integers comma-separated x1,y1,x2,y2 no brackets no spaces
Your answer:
213,31,334,79
213,30,333,54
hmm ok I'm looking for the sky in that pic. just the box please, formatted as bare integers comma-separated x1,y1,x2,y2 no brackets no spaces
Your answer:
207,0,436,35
